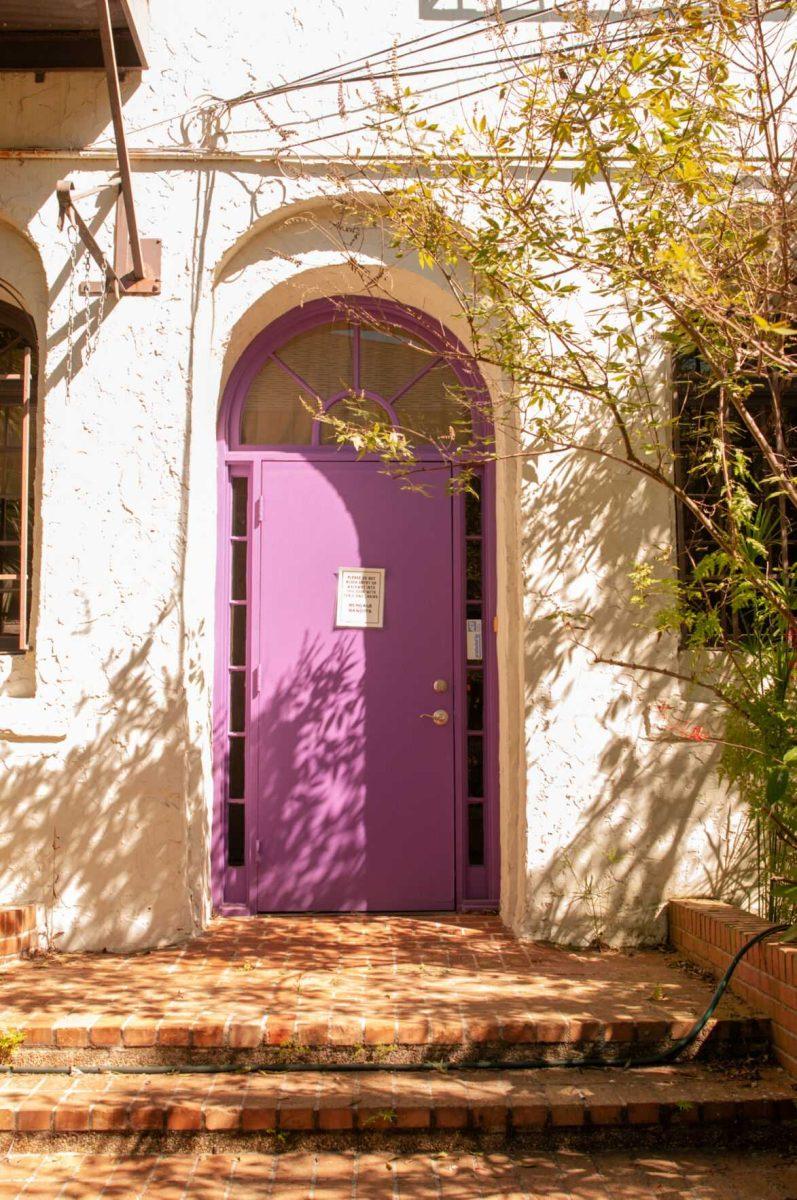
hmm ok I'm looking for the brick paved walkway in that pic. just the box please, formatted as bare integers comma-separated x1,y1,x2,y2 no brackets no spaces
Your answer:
1,915,757,1053
0,1149,795,1197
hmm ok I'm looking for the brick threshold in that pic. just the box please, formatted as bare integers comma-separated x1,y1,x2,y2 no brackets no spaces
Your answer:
2,1125,796,1157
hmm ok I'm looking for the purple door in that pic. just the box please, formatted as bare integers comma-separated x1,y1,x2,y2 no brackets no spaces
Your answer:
252,459,456,911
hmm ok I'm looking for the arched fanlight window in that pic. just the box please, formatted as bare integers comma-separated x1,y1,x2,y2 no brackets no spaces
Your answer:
0,299,36,652
240,314,471,448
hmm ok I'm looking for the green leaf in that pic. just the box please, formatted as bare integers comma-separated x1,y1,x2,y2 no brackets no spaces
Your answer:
766,768,789,806
678,159,703,182
783,747,797,766
752,315,797,335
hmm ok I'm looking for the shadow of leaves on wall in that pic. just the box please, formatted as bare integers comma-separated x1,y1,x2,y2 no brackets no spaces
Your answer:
0,603,207,951
520,449,756,946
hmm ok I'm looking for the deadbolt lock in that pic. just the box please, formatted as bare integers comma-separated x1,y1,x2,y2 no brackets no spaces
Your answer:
433,679,449,693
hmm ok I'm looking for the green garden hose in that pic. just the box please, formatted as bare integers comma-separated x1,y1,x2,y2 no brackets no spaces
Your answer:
1,922,788,1076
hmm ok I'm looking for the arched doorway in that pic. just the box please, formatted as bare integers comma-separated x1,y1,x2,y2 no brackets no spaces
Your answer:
214,296,498,913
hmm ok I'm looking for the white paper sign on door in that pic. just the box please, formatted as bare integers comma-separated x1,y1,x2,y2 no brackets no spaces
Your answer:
336,568,385,629
466,618,483,660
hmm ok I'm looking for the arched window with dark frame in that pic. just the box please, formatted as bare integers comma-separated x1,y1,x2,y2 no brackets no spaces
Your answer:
0,300,36,653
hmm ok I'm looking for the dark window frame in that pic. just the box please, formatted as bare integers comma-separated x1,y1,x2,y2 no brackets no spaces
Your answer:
0,300,36,654
673,353,796,641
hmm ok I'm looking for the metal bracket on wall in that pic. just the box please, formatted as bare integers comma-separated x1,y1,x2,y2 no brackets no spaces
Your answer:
54,0,161,297
56,181,162,297
110,189,161,296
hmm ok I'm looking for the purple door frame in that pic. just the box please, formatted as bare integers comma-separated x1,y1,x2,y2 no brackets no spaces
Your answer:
213,296,499,913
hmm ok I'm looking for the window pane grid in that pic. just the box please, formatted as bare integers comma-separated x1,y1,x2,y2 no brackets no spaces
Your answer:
227,476,249,866
227,802,245,868
463,475,486,869
240,318,472,446
468,801,485,867
674,359,796,640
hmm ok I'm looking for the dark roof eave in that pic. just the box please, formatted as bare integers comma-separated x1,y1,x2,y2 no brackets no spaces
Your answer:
0,0,147,71
0,29,144,70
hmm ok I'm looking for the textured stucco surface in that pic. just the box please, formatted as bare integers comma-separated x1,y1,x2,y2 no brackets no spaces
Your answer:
0,0,753,949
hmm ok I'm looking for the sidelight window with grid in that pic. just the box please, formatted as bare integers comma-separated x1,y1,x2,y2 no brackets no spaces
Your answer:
465,478,486,870
226,475,249,868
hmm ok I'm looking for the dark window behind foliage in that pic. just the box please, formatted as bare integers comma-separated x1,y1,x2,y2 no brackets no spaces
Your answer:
673,354,796,639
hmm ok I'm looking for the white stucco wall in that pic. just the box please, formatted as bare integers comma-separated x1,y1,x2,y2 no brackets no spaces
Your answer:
0,0,754,949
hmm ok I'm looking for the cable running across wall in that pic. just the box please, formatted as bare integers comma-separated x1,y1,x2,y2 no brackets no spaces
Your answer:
120,1,666,148
122,0,556,139
219,24,643,139
231,30,641,157
220,0,565,110
219,0,660,111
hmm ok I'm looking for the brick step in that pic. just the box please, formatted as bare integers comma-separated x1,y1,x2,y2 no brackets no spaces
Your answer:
12,1011,773,1068
0,906,42,965
0,1063,793,1151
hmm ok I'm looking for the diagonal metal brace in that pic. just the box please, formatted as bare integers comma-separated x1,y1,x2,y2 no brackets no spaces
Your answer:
57,180,162,297
96,0,145,281
54,3,162,298
57,179,124,298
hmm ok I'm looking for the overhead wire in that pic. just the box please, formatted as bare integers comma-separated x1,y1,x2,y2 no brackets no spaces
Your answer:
228,35,574,137
270,32,552,90
209,0,674,156
122,2,662,143
220,0,665,110
121,0,554,140
117,0,670,157
232,27,642,155
219,0,567,109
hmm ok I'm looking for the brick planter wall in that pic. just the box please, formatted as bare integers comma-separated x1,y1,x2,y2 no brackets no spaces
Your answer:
669,899,797,1076
0,905,44,964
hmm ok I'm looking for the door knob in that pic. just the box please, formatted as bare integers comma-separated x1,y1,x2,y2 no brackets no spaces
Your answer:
420,709,449,726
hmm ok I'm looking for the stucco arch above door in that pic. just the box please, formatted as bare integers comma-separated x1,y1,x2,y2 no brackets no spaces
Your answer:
212,192,389,285
216,270,487,411
211,192,489,410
